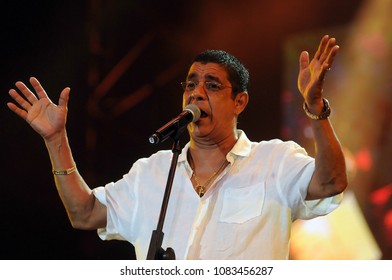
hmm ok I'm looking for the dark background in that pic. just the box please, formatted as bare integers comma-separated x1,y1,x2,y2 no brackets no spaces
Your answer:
0,0,368,259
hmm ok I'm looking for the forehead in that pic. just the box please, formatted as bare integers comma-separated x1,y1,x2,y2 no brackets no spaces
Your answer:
186,62,229,81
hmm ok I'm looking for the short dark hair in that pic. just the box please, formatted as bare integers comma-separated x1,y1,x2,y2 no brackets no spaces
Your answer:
193,50,249,96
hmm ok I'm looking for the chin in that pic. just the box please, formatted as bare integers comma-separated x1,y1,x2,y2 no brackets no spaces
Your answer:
190,118,213,134
193,128,215,140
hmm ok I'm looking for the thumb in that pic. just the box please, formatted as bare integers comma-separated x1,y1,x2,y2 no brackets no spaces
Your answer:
299,51,309,71
58,87,70,110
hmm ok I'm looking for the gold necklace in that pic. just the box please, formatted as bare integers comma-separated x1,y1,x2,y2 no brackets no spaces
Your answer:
191,159,228,197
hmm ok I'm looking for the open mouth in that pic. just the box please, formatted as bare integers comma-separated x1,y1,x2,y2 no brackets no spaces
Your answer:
199,109,208,118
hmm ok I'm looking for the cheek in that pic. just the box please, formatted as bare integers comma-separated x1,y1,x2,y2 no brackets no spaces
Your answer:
212,102,236,121
215,95,235,109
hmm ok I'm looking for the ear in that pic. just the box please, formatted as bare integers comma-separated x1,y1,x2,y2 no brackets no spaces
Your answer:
234,92,249,116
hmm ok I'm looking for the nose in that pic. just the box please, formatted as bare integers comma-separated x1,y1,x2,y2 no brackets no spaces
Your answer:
190,84,207,102
191,92,204,102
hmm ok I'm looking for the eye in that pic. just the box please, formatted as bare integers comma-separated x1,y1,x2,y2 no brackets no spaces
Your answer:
186,81,197,90
181,81,197,91
205,81,222,91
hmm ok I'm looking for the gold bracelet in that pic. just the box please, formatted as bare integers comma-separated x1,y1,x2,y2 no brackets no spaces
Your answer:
52,165,77,175
303,98,331,120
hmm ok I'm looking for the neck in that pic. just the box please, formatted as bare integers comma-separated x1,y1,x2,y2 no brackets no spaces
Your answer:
190,129,238,154
188,146,230,197
188,131,237,177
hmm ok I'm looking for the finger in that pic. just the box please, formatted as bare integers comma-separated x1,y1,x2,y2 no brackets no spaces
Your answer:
8,88,32,111
318,46,338,82
29,77,51,100
15,81,39,105
314,35,329,60
324,45,340,69
325,37,337,52
319,38,339,65
323,37,336,55
299,51,309,71
7,101,28,121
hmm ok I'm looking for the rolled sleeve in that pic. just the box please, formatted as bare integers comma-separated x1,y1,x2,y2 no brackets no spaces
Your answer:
92,184,128,241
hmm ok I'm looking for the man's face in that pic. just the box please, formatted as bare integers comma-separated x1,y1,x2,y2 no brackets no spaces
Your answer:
182,62,238,143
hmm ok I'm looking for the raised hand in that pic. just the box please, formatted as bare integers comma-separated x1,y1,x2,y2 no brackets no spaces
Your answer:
7,77,70,141
298,35,339,108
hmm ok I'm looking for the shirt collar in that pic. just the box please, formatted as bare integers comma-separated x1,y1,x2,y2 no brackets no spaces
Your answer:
178,130,252,164
179,142,191,163
227,130,252,161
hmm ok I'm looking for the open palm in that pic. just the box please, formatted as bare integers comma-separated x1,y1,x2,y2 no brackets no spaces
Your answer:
298,35,339,105
7,77,70,141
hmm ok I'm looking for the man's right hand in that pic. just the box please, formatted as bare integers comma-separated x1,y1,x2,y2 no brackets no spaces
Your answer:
7,77,70,142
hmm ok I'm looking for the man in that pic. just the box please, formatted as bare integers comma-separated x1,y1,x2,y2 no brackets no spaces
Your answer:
7,35,347,259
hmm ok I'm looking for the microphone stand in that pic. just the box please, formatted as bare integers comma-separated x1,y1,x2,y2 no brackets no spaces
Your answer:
146,128,185,260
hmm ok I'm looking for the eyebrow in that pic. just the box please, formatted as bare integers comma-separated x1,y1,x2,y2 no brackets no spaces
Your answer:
186,73,223,83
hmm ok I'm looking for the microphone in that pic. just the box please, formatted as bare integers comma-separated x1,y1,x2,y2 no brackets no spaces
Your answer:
149,104,201,144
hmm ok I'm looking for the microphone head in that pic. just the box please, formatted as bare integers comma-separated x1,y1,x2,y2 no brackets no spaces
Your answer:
184,104,201,122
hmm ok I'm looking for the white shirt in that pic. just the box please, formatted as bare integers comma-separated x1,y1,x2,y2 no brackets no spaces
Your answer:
93,130,342,259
